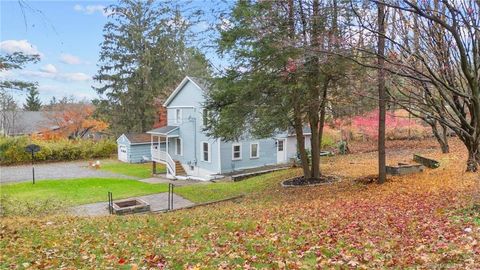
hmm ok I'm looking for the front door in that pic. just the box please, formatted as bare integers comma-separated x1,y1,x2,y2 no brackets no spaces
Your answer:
276,139,286,163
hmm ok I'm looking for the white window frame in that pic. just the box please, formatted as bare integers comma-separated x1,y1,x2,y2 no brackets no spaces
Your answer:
277,139,284,151
175,138,183,156
175,108,182,124
203,108,209,126
232,143,242,160
201,141,211,162
250,142,259,159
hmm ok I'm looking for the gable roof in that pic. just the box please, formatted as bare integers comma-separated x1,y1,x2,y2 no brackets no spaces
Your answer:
163,76,209,107
0,111,59,136
122,133,151,144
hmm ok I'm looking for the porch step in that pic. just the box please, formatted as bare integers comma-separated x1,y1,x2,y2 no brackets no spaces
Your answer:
174,160,187,176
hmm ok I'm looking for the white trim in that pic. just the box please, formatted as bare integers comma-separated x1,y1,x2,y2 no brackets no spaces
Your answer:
163,76,205,107
168,106,195,108
146,126,179,135
250,142,260,159
217,139,222,173
175,138,183,156
232,143,242,160
200,141,211,162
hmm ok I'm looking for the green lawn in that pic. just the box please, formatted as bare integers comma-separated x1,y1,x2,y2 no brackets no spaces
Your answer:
1,178,168,206
99,160,166,178
175,169,299,203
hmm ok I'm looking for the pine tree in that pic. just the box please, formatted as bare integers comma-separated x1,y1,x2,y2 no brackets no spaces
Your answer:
23,88,42,111
94,0,210,134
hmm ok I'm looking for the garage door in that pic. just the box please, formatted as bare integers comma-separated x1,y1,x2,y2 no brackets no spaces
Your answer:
118,145,128,162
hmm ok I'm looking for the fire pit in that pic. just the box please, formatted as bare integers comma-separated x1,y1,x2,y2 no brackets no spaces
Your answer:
111,198,150,215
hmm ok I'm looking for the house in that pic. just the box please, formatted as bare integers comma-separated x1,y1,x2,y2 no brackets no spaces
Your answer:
147,76,311,180
117,133,155,163
0,111,59,136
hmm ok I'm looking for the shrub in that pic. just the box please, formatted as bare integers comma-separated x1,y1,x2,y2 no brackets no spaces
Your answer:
0,136,116,165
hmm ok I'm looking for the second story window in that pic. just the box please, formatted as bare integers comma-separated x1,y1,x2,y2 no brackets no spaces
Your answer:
175,109,182,124
203,108,209,126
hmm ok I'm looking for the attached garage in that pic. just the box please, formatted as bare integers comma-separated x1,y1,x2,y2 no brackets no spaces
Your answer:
116,133,153,163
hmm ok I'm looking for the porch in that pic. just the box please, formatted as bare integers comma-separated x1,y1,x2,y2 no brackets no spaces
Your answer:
147,126,185,178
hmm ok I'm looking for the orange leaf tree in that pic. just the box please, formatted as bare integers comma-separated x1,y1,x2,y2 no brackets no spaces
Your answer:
43,103,108,139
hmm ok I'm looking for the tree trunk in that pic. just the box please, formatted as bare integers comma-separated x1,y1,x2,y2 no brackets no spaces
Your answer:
430,121,449,153
294,109,311,178
377,1,387,184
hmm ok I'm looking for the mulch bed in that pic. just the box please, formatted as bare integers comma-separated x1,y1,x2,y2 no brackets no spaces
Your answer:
282,175,338,187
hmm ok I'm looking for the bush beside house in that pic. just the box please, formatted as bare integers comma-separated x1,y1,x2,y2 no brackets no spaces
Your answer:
0,136,116,165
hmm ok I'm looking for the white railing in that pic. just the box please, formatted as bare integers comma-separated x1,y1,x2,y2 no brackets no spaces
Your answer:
151,150,176,176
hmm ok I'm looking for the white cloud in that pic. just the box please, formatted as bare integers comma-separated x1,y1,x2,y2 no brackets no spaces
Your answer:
38,84,97,101
40,64,57,74
58,72,90,82
59,53,83,65
20,69,91,82
0,40,43,56
73,4,112,17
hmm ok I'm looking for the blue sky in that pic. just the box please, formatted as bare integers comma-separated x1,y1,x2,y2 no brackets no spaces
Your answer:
0,0,228,106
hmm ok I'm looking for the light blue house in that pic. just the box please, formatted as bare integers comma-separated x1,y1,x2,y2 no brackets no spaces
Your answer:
147,76,311,180
117,133,153,163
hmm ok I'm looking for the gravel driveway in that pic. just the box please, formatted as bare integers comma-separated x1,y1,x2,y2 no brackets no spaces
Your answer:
0,161,133,184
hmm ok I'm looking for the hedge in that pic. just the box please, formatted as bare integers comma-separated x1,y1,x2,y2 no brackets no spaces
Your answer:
0,136,116,165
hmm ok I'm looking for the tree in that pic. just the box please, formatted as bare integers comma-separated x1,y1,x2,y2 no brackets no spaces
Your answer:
0,92,19,136
377,1,387,183
205,0,354,180
360,0,480,171
0,52,39,92
94,0,211,134
42,102,108,139
23,88,41,111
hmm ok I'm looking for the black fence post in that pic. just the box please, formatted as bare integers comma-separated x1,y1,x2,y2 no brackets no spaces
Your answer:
171,184,174,210
108,192,113,215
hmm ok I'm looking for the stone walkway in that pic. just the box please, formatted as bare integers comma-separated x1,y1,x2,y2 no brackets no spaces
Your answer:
70,193,194,216
140,175,210,186
0,161,133,183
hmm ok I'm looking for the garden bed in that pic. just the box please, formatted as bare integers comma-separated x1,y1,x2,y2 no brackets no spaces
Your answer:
281,175,338,187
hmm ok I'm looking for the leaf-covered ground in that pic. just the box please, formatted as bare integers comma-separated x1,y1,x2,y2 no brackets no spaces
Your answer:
2,139,480,269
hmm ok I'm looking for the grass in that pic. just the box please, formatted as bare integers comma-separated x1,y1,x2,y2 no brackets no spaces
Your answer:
0,178,168,206
175,169,299,203
99,160,166,178
2,140,480,268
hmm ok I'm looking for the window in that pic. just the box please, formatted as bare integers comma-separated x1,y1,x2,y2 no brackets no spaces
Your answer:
175,138,182,155
277,140,284,151
203,108,209,126
232,143,242,160
250,143,259,159
175,109,182,124
201,142,210,162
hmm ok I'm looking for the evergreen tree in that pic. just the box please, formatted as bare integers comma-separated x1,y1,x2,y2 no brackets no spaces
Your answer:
23,88,42,111
205,0,354,180
94,0,210,134
0,52,39,93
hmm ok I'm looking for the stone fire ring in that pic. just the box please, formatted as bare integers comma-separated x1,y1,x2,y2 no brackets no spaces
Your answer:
111,198,151,215
281,175,339,188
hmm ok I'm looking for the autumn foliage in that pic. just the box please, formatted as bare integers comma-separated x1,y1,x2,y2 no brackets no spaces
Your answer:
39,103,108,140
332,109,430,141
1,139,479,268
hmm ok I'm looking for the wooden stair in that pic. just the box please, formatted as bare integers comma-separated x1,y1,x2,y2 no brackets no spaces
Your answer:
174,160,186,176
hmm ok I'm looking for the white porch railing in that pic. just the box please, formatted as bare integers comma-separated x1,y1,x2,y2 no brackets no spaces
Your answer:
152,150,176,176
